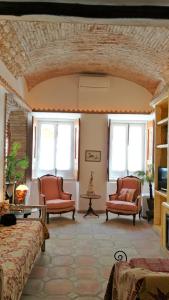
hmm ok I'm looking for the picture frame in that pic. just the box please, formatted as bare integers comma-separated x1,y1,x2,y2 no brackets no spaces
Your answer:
85,150,101,162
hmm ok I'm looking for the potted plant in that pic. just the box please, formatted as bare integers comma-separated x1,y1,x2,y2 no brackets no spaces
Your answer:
135,164,154,221
5,142,29,203
135,164,154,200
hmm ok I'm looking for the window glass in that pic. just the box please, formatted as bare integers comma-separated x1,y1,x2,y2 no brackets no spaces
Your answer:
56,124,72,171
109,121,145,180
111,124,127,172
35,120,75,179
128,124,144,172
39,124,55,171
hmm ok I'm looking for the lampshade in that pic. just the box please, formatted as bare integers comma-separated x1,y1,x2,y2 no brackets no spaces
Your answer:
16,184,29,191
15,184,28,203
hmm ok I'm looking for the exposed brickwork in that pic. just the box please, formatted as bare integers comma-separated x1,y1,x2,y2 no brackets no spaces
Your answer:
9,111,27,161
0,18,169,95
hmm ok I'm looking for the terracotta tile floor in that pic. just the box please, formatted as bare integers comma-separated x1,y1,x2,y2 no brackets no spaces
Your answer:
21,213,169,300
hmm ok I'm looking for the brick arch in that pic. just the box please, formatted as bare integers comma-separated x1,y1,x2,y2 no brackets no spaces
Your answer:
0,18,169,96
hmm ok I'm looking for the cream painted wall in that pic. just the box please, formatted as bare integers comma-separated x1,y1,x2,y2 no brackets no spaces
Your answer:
27,75,79,110
79,114,108,211
28,75,152,112
27,75,153,211
0,64,153,210
0,88,5,202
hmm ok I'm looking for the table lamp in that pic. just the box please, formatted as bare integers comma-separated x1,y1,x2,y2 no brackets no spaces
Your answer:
15,184,28,204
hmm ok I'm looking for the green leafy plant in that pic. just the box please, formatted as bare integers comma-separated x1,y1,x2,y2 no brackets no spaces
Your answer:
135,164,154,199
6,142,29,183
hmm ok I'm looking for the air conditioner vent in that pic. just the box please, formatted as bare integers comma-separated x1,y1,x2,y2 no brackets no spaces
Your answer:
79,75,110,88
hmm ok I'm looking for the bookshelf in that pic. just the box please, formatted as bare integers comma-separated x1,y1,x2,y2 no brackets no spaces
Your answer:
151,93,169,248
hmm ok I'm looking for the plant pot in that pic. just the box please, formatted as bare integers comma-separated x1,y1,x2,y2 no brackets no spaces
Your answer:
5,182,16,204
147,197,154,211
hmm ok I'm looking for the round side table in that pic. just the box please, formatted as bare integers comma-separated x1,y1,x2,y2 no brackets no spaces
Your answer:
80,194,100,217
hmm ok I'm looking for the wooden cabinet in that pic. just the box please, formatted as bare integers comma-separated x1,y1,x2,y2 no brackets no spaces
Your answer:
151,93,169,239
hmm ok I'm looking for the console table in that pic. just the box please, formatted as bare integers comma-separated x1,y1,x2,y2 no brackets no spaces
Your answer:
80,194,100,217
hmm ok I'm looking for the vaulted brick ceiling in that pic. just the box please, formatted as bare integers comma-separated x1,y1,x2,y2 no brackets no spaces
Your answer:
1,15,169,96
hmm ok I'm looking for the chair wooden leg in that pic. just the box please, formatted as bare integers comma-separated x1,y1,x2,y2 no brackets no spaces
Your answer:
133,214,136,226
106,209,109,221
41,241,45,252
47,213,49,224
72,209,75,220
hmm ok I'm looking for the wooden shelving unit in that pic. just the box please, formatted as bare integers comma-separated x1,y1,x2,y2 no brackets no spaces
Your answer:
155,189,167,198
156,144,168,149
157,117,168,126
151,93,169,248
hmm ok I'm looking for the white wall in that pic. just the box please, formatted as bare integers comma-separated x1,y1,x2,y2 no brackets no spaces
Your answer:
79,114,108,211
27,76,153,210
28,75,152,112
0,66,153,209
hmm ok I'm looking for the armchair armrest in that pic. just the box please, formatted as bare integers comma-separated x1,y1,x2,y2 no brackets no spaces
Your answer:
134,195,141,208
109,193,118,200
60,192,72,200
40,193,46,205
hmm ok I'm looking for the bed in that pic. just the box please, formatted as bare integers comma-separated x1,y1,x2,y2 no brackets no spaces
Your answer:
0,205,49,300
104,253,169,300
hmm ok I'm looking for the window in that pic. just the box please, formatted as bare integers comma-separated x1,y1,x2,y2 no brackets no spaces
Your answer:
109,121,145,180
33,117,79,179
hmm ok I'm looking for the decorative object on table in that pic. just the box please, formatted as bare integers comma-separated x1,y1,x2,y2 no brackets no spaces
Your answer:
135,164,154,222
0,200,10,216
87,171,95,195
1,213,16,226
5,142,29,203
15,184,29,204
85,150,101,162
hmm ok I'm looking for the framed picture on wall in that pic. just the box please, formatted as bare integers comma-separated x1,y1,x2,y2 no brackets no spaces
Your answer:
85,150,101,162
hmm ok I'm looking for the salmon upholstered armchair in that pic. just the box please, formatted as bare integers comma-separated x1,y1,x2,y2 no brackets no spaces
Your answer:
106,176,142,225
38,174,75,223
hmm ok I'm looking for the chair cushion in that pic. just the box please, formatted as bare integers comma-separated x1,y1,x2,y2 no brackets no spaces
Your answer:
46,199,75,209
117,188,128,201
126,189,136,202
106,200,138,212
117,188,136,202
117,177,141,199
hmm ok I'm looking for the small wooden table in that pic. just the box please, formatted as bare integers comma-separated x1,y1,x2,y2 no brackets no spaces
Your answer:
80,194,100,217
9,206,38,218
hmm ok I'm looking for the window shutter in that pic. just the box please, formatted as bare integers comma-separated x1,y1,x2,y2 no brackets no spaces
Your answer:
74,118,80,181
107,119,111,181
146,120,154,169
26,112,33,181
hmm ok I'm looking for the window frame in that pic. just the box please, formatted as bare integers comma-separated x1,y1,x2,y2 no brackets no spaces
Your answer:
34,118,75,179
109,120,146,180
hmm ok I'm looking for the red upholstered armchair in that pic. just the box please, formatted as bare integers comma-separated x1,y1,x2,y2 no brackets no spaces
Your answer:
38,174,75,223
106,176,142,225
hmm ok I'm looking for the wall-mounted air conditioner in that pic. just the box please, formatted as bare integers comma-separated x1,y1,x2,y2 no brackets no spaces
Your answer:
79,74,110,89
